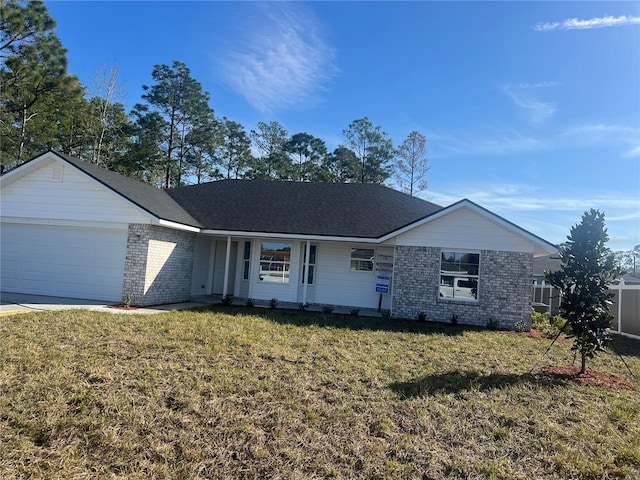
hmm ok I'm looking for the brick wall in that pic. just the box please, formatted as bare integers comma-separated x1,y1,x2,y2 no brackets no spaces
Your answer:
392,246,533,330
122,224,196,306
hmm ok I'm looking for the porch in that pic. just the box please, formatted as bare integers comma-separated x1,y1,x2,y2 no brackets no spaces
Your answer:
191,294,388,318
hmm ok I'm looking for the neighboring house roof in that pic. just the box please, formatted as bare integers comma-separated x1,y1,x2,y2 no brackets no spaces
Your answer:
611,275,640,285
533,254,562,277
166,179,443,238
533,254,640,284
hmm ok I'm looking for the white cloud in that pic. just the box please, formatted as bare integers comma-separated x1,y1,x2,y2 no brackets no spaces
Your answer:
427,123,640,158
624,145,640,158
219,4,338,113
535,15,640,32
560,124,640,151
509,81,560,89
608,212,640,222
425,128,546,157
503,83,556,123
430,184,639,213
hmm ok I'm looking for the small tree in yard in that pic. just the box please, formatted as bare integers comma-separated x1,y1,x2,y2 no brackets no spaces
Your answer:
546,209,621,374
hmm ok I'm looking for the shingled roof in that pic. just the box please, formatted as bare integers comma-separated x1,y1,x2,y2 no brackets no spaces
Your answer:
167,179,443,238
17,152,442,238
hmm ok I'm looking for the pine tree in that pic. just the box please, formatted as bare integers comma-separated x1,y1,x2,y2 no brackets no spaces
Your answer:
132,61,215,188
342,117,393,184
394,130,429,196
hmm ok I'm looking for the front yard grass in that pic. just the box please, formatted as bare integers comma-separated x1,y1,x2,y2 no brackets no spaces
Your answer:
1,307,638,479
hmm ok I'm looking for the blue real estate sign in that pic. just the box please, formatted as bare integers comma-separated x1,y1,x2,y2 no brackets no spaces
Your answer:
375,253,394,294
376,275,391,293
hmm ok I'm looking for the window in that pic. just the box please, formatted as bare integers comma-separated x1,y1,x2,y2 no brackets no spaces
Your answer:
350,248,374,271
301,244,317,285
259,242,291,283
242,241,251,280
439,251,479,300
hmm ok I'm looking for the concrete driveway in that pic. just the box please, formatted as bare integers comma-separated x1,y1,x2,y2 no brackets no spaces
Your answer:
0,292,210,316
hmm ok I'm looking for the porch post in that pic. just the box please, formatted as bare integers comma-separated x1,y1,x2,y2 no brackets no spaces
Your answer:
223,236,231,297
302,240,311,305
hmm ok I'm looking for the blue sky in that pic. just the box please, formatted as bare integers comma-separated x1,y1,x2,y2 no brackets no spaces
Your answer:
46,1,640,251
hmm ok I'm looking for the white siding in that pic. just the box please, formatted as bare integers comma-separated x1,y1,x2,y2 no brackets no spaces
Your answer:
395,207,535,253
211,239,238,296
250,240,300,303
0,223,127,301
313,242,392,310
191,236,213,296
1,158,152,224
242,241,392,309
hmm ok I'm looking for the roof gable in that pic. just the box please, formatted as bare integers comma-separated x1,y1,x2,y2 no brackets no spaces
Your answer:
392,199,557,256
0,153,152,225
2,152,201,228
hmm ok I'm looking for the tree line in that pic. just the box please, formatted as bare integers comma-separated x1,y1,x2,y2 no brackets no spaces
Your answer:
0,0,429,194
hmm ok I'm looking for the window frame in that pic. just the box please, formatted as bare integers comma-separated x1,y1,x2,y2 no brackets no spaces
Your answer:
439,250,480,301
258,241,292,284
242,240,251,281
350,247,375,272
301,243,317,285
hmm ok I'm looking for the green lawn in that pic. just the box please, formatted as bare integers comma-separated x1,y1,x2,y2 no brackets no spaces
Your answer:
1,307,638,479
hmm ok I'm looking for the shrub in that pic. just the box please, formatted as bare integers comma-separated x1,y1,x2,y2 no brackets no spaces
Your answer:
121,294,134,308
269,298,279,309
531,308,570,337
531,309,550,330
418,311,427,322
551,314,569,333
450,314,459,326
245,297,254,307
486,318,500,330
322,305,334,315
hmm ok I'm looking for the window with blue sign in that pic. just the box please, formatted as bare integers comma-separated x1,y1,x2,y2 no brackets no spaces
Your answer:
350,248,374,271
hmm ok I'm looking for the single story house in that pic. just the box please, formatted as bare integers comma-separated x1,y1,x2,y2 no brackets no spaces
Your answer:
0,151,557,329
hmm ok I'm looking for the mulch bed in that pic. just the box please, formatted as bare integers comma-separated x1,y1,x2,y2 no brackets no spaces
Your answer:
525,329,635,390
106,305,138,310
525,328,569,343
539,365,635,391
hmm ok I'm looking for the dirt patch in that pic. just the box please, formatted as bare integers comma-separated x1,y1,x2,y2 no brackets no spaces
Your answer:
525,328,569,343
539,365,635,391
106,305,139,311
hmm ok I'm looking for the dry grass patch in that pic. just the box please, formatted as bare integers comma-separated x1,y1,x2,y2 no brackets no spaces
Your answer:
0,308,638,479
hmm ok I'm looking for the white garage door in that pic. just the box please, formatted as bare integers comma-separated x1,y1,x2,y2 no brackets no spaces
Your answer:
1,223,127,301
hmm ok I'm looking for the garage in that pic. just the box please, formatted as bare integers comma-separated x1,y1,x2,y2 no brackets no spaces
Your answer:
1,223,128,301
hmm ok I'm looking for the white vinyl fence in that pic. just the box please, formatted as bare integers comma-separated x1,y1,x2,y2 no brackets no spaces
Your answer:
532,278,640,340
610,279,640,339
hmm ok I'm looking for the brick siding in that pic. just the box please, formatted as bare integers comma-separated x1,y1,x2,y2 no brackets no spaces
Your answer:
392,246,533,330
122,224,196,306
